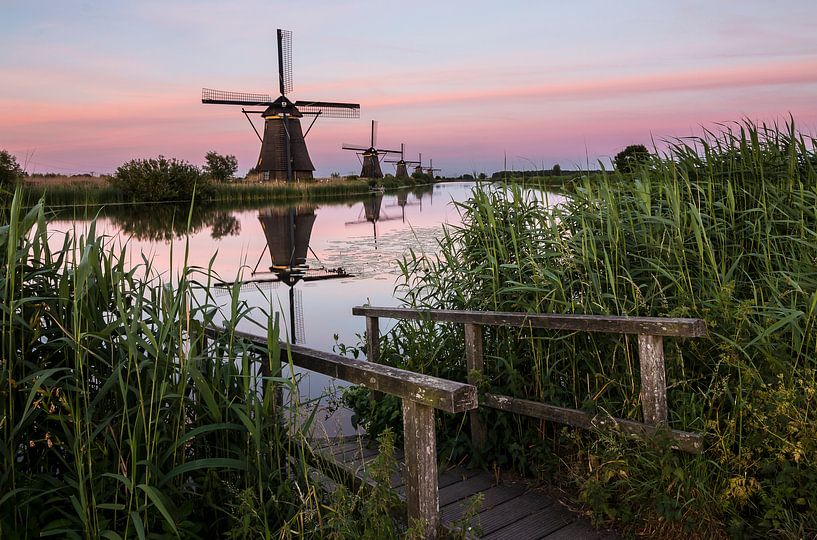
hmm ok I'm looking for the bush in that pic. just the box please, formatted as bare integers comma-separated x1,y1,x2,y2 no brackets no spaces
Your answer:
0,149,23,188
347,120,817,537
613,144,651,173
204,151,238,183
111,156,207,202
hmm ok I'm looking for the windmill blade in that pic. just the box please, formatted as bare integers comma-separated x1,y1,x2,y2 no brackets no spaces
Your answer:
377,148,403,154
371,120,378,147
341,143,369,151
384,159,401,163
401,143,405,160
405,160,420,165
277,29,293,96
202,88,273,106
295,100,360,118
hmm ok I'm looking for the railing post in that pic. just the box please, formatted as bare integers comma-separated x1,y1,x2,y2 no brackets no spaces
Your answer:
365,316,380,364
638,334,667,425
464,323,486,449
402,399,439,538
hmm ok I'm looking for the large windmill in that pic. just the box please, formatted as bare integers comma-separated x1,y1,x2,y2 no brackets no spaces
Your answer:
384,144,420,179
342,121,400,178
202,29,360,182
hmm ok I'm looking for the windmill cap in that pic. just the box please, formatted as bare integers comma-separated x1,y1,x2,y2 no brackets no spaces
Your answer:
262,96,303,118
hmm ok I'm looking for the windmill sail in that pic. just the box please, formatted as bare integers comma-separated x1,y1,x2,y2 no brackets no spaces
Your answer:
202,88,273,106
277,29,293,96
295,101,360,118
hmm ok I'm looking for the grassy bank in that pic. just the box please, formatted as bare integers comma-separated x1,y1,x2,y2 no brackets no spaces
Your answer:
19,175,431,207
346,121,817,538
0,191,444,538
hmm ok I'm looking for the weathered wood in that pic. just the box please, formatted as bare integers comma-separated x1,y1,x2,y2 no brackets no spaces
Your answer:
353,306,707,337
482,503,573,539
365,316,381,363
464,323,487,449
209,327,478,414
483,393,703,453
475,494,552,536
638,334,668,425
403,399,439,538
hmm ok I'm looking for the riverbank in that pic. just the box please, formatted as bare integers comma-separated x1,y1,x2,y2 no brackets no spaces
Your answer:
19,174,433,207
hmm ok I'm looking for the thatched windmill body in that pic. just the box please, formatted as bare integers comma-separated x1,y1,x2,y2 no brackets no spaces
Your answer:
342,121,400,178
202,29,360,181
384,144,420,179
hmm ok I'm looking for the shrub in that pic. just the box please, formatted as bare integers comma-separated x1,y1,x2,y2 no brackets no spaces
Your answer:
0,149,23,188
111,156,207,202
347,120,817,537
204,151,238,182
613,144,651,173
551,163,561,176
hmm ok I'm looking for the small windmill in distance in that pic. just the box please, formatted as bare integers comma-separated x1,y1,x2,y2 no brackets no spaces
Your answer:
426,158,441,179
342,121,401,178
384,144,421,179
202,29,360,182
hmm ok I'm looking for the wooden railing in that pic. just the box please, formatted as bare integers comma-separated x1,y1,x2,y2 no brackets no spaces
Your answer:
205,326,477,538
353,306,707,453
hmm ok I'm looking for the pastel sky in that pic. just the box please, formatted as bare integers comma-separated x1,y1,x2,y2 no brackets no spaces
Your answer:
2,0,816,176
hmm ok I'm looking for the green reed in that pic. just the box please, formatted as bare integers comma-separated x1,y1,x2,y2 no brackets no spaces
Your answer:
348,120,817,537
0,189,413,538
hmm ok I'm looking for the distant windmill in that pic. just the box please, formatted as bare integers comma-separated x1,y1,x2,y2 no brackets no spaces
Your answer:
345,192,400,247
426,158,441,179
342,121,400,178
413,153,425,176
384,144,421,179
202,29,360,182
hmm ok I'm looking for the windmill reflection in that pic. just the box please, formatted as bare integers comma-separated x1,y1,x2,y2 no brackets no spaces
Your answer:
344,192,400,248
218,205,350,344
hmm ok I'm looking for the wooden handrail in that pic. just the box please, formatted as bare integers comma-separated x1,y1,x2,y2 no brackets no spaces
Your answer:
206,325,477,537
352,306,707,337
353,306,707,454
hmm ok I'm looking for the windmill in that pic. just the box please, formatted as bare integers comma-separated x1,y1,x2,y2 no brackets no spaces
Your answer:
202,29,360,182
345,192,400,247
384,144,421,179
413,153,425,176
342,121,400,178
426,158,441,179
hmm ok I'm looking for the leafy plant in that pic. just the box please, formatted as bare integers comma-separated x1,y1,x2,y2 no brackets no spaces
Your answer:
110,155,209,201
613,144,651,173
204,151,239,183
0,149,23,189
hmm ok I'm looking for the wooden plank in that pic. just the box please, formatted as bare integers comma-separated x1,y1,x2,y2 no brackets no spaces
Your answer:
482,503,573,539
439,472,496,507
352,306,707,337
638,334,668,425
483,393,703,453
544,520,617,540
440,482,526,524
209,327,478,414
471,493,552,536
403,399,440,538
365,316,381,363
464,323,487,449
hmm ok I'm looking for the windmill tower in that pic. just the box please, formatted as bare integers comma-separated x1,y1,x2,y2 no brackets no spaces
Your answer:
342,121,400,179
426,158,441,179
202,29,360,182
413,153,425,176
384,144,421,179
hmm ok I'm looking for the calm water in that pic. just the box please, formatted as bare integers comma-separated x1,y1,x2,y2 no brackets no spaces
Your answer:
48,182,564,436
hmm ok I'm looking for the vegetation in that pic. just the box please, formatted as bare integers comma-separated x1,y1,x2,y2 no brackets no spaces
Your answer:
110,156,209,202
345,120,817,538
0,150,24,189
204,151,239,183
613,144,651,173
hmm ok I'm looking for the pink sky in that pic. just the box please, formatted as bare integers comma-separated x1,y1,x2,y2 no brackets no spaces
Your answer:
2,1,816,176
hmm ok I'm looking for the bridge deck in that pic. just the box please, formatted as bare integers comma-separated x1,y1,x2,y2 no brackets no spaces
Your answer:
313,436,617,539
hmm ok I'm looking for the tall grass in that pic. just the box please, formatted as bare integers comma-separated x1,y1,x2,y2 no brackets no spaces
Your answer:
348,120,817,537
0,190,418,538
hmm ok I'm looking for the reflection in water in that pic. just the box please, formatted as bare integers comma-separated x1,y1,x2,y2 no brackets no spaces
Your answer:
344,192,400,248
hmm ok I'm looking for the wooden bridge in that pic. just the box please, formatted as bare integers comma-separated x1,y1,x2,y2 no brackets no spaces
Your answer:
212,307,706,538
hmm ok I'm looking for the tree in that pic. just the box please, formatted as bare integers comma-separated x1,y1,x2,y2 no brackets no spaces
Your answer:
552,163,561,176
111,156,205,202
0,150,23,187
203,151,238,183
614,144,651,173
478,172,487,180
